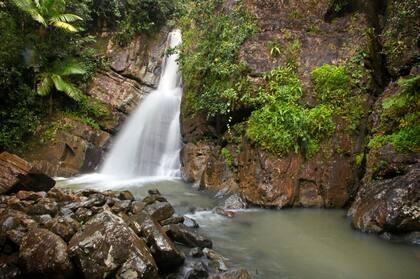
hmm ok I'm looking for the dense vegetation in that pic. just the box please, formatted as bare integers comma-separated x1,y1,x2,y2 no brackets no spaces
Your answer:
178,0,256,120
0,0,181,152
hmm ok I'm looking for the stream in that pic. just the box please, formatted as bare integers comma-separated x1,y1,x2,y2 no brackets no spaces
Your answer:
58,176,420,279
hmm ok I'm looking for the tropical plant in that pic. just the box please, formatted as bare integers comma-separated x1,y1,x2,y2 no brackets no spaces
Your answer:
36,59,86,102
10,0,82,33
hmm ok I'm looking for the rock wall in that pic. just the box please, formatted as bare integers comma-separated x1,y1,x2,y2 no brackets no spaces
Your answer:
22,29,170,177
181,0,375,208
181,0,419,239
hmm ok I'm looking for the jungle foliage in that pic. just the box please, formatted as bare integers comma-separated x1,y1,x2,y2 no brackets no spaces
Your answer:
0,0,180,152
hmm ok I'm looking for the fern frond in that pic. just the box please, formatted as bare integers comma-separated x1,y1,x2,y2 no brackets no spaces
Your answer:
51,74,84,101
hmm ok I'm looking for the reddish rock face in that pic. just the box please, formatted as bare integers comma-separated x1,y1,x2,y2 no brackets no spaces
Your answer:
0,152,55,194
24,118,111,177
180,0,372,208
0,153,32,194
181,143,213,183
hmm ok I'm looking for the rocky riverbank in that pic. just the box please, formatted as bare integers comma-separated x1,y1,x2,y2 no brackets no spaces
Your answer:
0,186,250,279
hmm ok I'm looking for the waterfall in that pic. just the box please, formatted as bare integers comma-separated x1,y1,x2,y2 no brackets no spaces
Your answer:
100,30,183,178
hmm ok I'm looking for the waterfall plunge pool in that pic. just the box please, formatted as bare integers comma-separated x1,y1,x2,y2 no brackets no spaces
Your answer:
58,177,420,279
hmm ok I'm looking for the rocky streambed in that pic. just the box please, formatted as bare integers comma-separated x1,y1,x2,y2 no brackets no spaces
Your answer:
0,187,250,279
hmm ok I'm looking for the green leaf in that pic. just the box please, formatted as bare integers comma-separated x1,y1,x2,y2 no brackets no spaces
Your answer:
51,74,84,101
36,74,53,96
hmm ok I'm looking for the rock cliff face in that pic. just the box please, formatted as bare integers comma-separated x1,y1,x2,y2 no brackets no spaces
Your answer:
22,30,170,177
181,0,375,208
180,0,419,238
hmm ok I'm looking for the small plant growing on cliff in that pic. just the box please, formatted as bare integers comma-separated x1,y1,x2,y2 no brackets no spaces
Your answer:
221,147,234,169
311,64,364,132
267,41,282,58
368,75,420,153
246,66,335,158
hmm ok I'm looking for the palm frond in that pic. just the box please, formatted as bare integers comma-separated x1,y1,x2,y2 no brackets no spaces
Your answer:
50,13,83,23
52,59,87,76
36,74,53,96
49,20,79,32
51,74,84,101
11,0,47,26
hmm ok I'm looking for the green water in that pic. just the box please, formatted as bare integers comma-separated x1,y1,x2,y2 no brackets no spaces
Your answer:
58,178,420,279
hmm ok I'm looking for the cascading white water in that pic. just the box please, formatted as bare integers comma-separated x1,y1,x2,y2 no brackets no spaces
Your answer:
100,30,183,178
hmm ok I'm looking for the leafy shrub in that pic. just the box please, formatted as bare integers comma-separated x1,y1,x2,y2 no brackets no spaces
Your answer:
246,67,335,158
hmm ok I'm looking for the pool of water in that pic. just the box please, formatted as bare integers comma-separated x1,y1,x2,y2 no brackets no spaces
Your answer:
58,176,420,279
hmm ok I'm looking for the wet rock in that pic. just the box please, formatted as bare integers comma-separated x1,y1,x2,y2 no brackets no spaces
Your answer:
145,202,175,222
35,214,52,226
208,269,252,279
180,143,213,183
185,261,208,279
16,191,45,202
214,207,235,218
0,254,21,279
222,194,247,210
19,228,73,278
111,199,131,214
148,189,161,195
0,210,37,245
349,164,420,233
188,247,203,258
74,207,93,223
203,248,228,272
143,194,168,205
137,214,184,270
26,117,110,177
380,231,420,245
9,173,55,194
165,224,212,249
130,200,147,214
69,211,158,278
79,194,106,208
118,190,135,201
45,216,80,242
27,199,58,216
47,188,80,203
160,215,185,226
183,216,199,228
0,152,55,194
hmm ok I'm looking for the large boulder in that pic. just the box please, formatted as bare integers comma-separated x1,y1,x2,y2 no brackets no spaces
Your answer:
144,201,175,222
348,164,420,233
25,117,111,177
19,228,73,278
68,211,158,279
165,224,212,249
131,213,184,270
0,152,32,194
0,152,55,194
